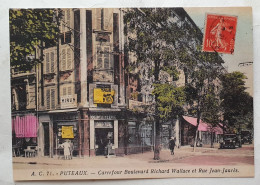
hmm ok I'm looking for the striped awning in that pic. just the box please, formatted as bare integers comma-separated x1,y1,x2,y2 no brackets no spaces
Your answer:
183,116,223,134
12,115,38,138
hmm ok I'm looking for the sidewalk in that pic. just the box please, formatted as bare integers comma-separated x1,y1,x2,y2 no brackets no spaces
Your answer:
12,145,219,166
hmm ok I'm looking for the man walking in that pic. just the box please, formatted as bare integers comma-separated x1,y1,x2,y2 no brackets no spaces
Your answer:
169,137,176,155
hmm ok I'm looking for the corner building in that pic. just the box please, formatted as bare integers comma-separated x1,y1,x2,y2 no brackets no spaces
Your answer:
37,8,126,157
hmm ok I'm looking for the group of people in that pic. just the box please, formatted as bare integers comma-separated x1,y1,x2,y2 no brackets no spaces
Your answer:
60,137,185,158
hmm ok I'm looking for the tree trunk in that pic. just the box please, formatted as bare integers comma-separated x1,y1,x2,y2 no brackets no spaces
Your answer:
211,131,214,148
193,128,199,152
193,110,201,152
154,118,160,160
153,59,161,160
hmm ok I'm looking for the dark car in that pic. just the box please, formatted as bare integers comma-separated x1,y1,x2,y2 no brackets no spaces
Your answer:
220,134,240,149
241,131,252,144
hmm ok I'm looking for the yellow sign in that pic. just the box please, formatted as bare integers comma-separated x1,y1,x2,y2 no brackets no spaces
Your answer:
94,88,115,104
61,126,74,138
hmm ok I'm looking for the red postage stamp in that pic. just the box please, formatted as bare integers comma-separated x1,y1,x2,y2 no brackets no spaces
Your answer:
203,14,238,54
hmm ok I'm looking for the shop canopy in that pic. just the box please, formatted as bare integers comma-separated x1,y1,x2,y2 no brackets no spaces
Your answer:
12,115,38,138
183,116,223,134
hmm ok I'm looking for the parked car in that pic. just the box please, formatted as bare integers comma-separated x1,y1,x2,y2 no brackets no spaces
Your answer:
220,134,240,149
241,130,252,144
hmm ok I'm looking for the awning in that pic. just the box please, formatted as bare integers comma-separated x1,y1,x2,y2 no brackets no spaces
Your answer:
12,115,38,138
183,116,223,134
48,108,78,113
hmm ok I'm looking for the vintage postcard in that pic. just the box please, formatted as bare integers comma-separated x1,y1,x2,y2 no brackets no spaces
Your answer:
10,7,254,181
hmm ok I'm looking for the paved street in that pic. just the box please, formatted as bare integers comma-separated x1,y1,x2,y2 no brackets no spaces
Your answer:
13,144,254,168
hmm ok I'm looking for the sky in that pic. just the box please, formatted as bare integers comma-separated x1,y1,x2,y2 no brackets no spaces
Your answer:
185,7,253,96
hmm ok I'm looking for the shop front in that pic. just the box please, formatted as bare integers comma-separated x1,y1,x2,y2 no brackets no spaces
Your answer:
38,110,79,158
89,112,119,156
12,114,38,157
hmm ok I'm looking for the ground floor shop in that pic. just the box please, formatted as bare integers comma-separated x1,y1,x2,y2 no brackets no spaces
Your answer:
181,116,223,146
37,108,126,158
12,113,38,157
125,112,181,153
12,111,223,158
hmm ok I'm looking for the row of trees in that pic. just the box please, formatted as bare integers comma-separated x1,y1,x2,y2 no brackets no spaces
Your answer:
10,8,253,160
124,8,253,158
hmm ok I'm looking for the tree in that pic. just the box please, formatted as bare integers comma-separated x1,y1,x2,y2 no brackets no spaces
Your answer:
124,8,200,159
152,84,186,121
220,71,253,133
9,9,60,71
200,86,221,148
183,49,224,151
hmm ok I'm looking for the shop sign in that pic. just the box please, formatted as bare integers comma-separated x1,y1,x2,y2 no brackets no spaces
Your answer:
93,88,115,104
90,114,116,120
60,94,77,109
95,121,113,128
61,126,74,138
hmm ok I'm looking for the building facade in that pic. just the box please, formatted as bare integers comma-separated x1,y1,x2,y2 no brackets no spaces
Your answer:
33,8,126,157
11,8,224,158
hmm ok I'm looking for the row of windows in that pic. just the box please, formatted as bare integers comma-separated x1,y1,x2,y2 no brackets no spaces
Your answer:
45,86,74,110
44,47,73,74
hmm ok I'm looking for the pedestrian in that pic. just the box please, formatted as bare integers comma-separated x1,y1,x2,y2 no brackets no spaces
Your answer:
69,140,74,160
61,139,71,160
169,137,176,155
106,139,113,157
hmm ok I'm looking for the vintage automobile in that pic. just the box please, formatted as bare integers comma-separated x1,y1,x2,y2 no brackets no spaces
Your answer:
220,134,240,149
241,130,252,144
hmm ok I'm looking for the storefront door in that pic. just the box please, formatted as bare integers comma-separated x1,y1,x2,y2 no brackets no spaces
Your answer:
43,122,50,156
95,128,114,155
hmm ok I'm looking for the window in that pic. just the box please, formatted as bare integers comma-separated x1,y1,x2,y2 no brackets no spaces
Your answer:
61,32,72,45
62,85,73,96
51,52,55,73
46,89,50,109
51,89,55,109
63,87,67,96
46,88,56,110
128,122,137,146
96,8,111,30
45,51,55,74
96,45,111,69
61,9,71,33
61,47,73,71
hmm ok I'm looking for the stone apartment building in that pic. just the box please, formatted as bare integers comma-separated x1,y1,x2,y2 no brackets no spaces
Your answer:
125,8,224,149
11,8,224,158
12,8,127,158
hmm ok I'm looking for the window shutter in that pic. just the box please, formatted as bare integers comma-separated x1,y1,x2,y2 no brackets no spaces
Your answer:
51,89,55,109
68,86,72,95
62,10,66,32
104,9,110,30
66,9,71,30
104,46,110,69
50,52,55,73
96,9,102,30
46,53,50,73
67,48,72,69
61,49,66,70
63,87,67,96
46,89,50,109
97,46,102,68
